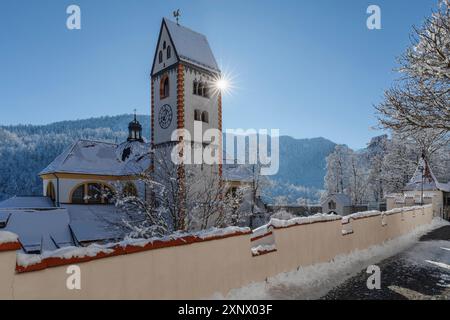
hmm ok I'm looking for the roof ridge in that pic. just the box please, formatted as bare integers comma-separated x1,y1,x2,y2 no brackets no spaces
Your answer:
163,17,208,39
77,139,118,146
59,140,79,167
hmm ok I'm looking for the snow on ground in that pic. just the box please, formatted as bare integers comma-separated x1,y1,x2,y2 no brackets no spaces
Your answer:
0,231,19,245
222,218,449,300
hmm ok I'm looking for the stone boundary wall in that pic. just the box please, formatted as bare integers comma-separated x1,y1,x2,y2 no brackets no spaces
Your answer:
0,205,433,299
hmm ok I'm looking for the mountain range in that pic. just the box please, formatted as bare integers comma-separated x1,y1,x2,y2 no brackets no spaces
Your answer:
0,115,337,202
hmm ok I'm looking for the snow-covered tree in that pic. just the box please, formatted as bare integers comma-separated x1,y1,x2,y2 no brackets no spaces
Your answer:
324,145,352,195
112,178,169,238
381,135,419,194
347,153,369,205
366,136,388,203
377,0,450,133
217,185,250,227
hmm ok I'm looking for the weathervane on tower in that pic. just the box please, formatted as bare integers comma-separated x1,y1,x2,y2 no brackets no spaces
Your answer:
173,9,181,25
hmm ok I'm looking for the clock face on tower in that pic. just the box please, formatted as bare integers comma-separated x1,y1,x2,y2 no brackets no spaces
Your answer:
158,104,173,129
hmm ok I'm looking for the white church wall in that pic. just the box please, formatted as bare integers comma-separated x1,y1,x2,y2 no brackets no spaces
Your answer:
183,66,220,144
153,68,178,145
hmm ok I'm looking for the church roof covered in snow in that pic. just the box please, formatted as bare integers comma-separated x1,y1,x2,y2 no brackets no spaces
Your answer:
1,209,73,253
0,196,55,209
153,18,220,74
64,204,128,245
222,163,254,183
40,139,151,177
404,156,450,192
0,204,129,254
321,193,352,206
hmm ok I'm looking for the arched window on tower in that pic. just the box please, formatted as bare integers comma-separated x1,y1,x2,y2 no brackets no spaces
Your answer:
201,111,209,123
193,80,198,95
163,41,166,49
160,74,169,99
167,46,171,59
203,84,209,98
198,82,204,97
158,50,163,63
194,109,201,121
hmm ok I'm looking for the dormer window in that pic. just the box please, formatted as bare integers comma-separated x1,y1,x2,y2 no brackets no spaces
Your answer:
160,74,169,99
167,46,171,59
158,51,163,63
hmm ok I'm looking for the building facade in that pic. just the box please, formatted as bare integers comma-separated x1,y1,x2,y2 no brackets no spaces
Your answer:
386,155,450,220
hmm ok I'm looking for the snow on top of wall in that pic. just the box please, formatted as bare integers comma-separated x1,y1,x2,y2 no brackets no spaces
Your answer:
193,226,251,240
15,226,251,269
251,224,272,239
251,244,276,256
17,243,115,268
225,217,449,300
384,204,432,216
270,213,341,229
342,210,381,223
0,231,19,245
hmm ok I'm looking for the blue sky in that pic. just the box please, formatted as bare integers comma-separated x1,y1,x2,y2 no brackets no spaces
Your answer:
0,0,438,149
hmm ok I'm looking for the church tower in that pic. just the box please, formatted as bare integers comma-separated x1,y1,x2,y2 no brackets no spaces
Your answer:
150,18,223,229
151,17,222,154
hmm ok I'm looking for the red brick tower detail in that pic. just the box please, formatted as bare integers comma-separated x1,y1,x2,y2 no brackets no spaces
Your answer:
176,64,186,230
151,79,155,148
177,64,185,130
218,92,223,177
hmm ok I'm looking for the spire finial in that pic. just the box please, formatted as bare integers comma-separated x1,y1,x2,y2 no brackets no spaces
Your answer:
173,9,181,25
133,108,137,121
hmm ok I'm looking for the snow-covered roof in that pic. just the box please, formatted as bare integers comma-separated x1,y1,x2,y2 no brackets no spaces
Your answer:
163,18,220,73
0,196,55,209
321,194,352,206
1,209,74,253
0,204,129,253
222,163,254,183
40,139,151,176
64,204,127,244
404,156,450,192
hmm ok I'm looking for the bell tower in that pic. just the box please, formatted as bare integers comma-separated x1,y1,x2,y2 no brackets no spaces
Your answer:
150,17,223,230
150,17,222,151
127,111,144,143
